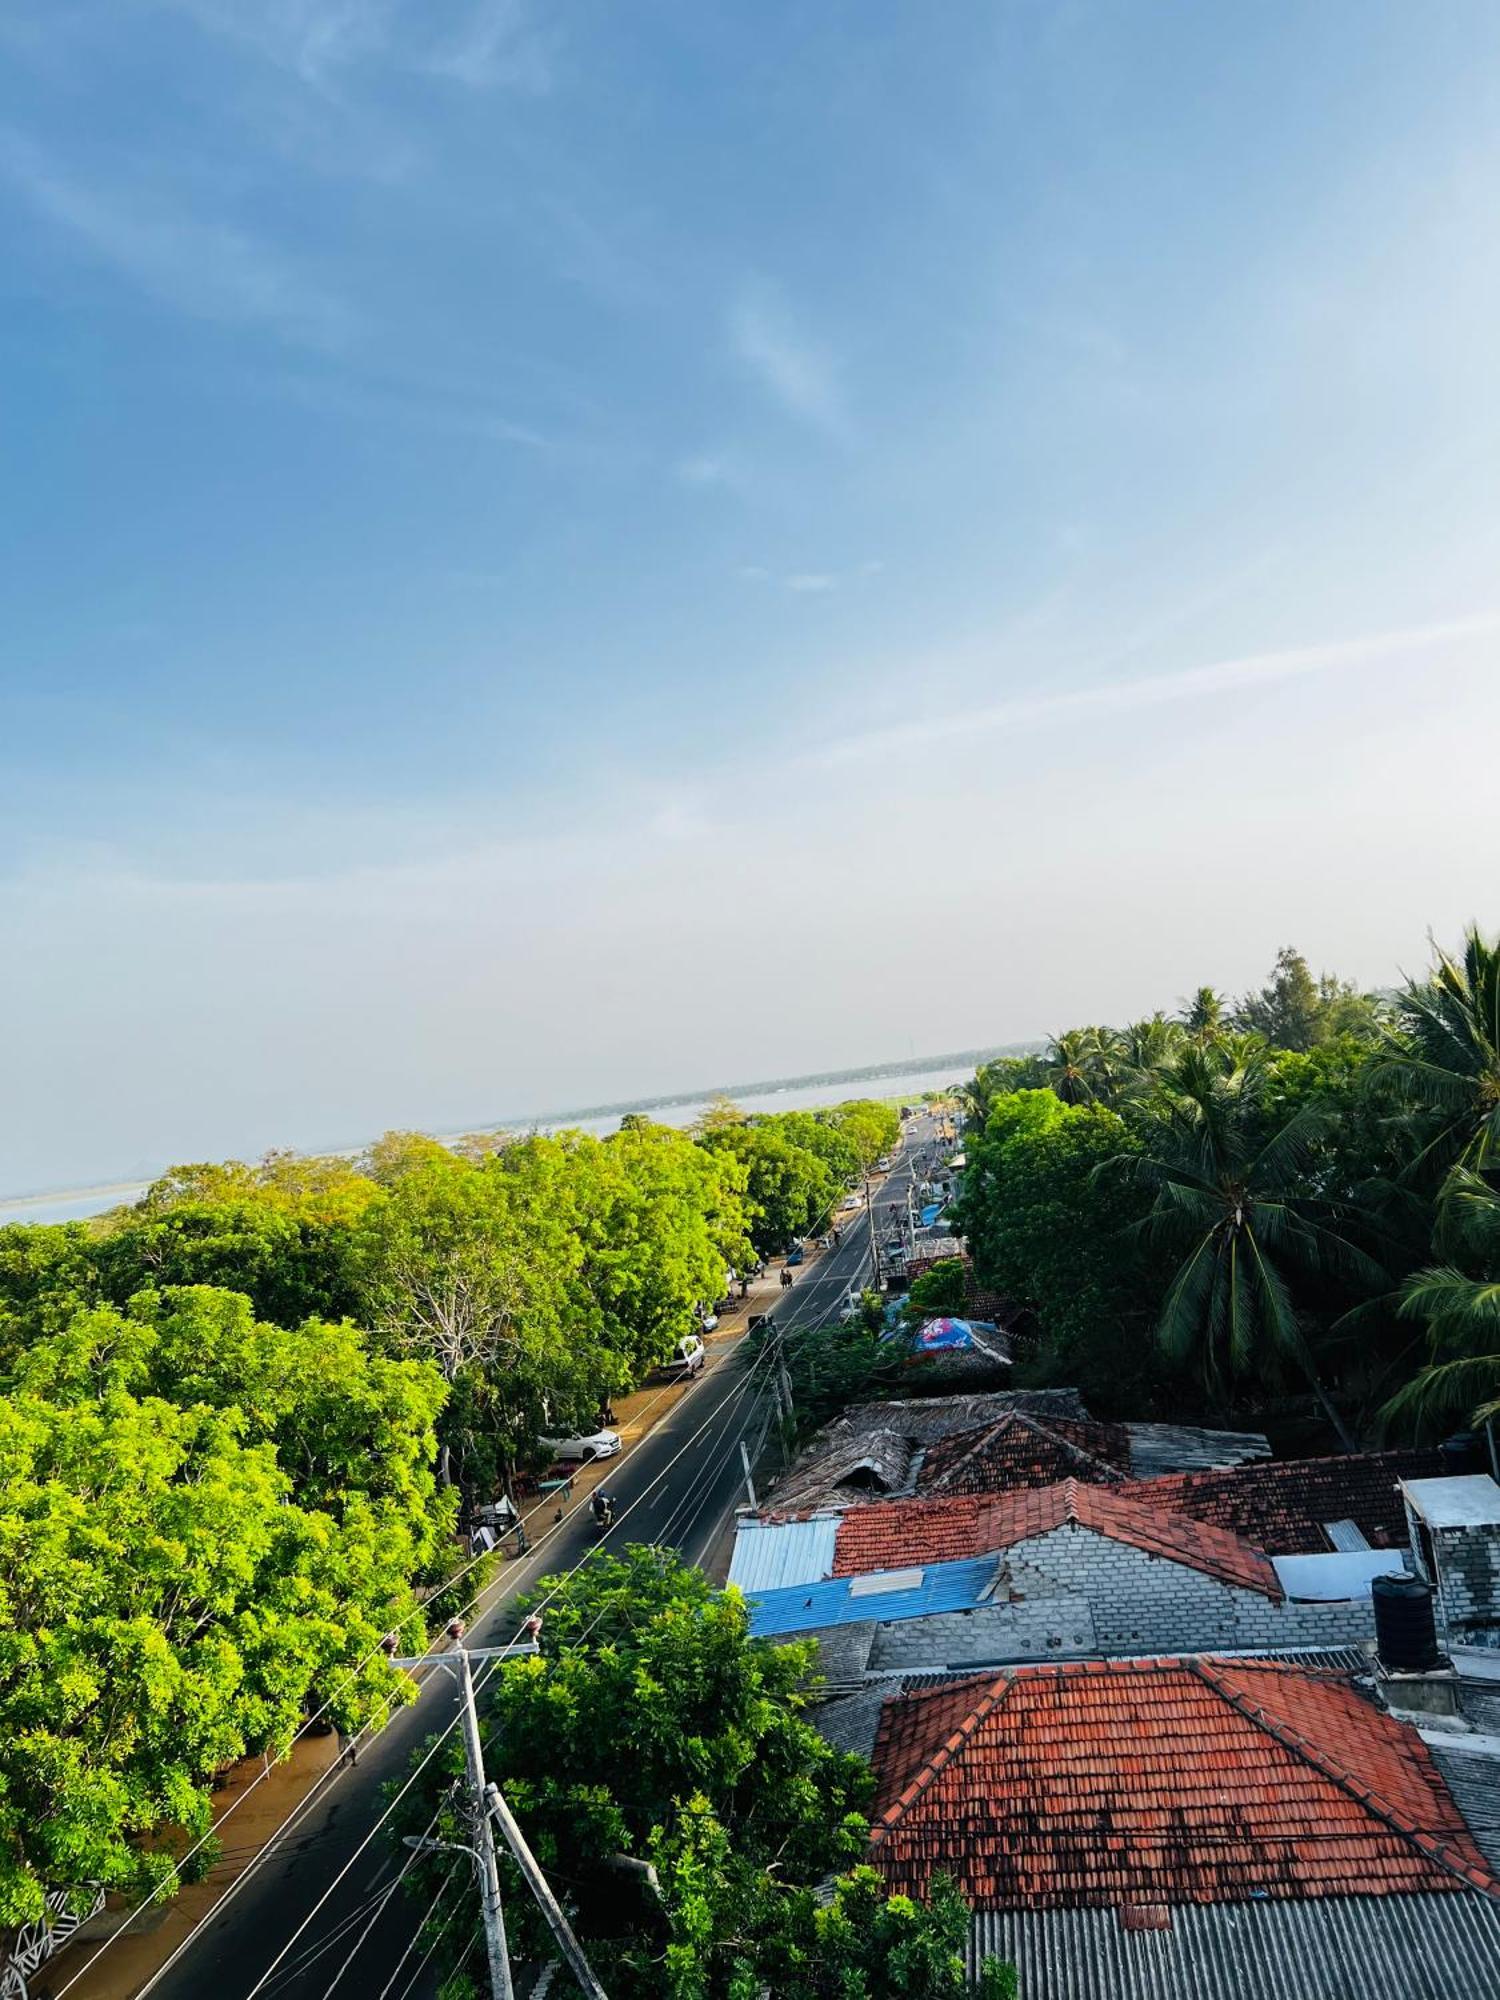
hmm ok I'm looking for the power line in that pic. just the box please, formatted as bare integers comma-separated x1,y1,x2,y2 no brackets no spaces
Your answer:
47,1318,771,2000
109,1337,782,2000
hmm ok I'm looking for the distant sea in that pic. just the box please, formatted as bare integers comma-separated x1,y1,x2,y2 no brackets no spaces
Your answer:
0,1045,1033,1228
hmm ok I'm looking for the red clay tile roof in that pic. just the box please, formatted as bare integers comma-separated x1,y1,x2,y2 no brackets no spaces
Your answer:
832,1478,1283,1598
1131,1448,1451,1555
869,1657,1498,1910
917,1413,1133,1496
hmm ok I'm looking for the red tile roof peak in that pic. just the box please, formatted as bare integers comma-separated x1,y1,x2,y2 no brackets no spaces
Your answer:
868,1656,1499,1913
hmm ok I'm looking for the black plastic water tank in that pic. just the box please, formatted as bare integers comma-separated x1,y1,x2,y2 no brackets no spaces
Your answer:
1374,1572,1439,1672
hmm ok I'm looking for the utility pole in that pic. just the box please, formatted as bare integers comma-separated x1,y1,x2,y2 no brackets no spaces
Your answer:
739,1439,758,1509
485,1784,609,2000
453,1628,516,2000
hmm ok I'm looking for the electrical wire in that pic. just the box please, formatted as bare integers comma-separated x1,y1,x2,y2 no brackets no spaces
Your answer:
47,1312,774,2000
109,1335,783,2000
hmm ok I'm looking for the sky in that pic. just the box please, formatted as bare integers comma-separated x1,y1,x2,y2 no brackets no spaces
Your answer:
4,1,1500,1196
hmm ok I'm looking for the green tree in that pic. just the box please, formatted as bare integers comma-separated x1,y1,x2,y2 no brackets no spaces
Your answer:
949,1090,1165,1414
1111,1044,1379,1439
1235,947,1381,1053
767,1868,1017,1999
1373,924,1500,1182
0,1389,422,1925
905,1257,967,1319
699,1123,837,1256
1383,1170,1500,1434
12,1285,451,1525
1236,947,1325,1051
397,1549,1009,1998
1180,986,1227,1040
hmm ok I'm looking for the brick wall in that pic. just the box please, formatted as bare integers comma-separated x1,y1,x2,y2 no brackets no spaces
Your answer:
1405,1502,1500,1645
869,1596,1097,1672
1003,1523,1377,1654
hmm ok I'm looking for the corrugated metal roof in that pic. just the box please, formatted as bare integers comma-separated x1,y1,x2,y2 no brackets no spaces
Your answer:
747,1553,1000,1637
727,1516,838,1592
967,1893,1500,1998
1431,1745,1500,1874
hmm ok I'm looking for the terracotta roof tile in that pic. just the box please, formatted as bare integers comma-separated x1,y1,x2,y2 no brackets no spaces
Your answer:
1131,1448,1451,1554
868,1657,1499,1911
832,1478,1283,1598
917,1413,1133,1496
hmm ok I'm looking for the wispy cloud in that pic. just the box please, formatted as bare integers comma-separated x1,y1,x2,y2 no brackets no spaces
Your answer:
165,0,401,86
426,0,552,91
0,132,357,347
739,559,881,594
813,611,1500,767
163,0,551,92
728,283,846,436
269,369,551,446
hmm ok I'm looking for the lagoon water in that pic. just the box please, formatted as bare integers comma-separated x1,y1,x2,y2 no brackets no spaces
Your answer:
1,1058,977,1227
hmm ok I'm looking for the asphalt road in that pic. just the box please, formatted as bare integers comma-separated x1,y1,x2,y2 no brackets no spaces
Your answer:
113,1113,943,2000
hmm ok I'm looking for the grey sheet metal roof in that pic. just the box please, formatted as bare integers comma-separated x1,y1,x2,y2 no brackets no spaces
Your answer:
1431,1744,1500,1873
727,1515,838,1592
967,1892,1500,1999
1124,1421,1272,1477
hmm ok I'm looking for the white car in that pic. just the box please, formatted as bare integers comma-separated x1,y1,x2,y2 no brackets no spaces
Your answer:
840,1192,863,1212
668,1334,707,1377
540,1427,622,1462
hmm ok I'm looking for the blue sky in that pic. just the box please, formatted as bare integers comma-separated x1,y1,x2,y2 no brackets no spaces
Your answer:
4,1,1500,1193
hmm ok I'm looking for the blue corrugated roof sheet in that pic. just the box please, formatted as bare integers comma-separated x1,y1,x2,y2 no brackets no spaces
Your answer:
728,1516,839,1593
747,1553,1001,1636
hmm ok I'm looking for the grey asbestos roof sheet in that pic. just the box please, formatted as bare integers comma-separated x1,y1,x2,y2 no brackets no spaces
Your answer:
967,1892,1500,1999
1431,1744,1500,1874
1124,1421,1272,1477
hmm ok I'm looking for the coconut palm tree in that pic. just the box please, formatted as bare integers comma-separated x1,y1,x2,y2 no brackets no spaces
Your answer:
1118,1012,1185,1076
1384,1169,1500,1432
1108,1043,1377,1444
1374,924,1500,1180
1180,986,1227,1042
1045,1029,1102,1105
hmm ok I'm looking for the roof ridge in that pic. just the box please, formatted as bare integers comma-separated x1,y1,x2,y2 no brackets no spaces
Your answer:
1191,1658,1500,1897
1006,1409,1129,1481
1070,1481,1283,1599
869,1673,1015,1844
924,1415,1019,1493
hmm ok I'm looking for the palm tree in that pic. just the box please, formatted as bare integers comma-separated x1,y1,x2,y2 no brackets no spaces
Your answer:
1384,1169,1500,1433
1374,924,1500,1180
1045,1029,1101,1105
1118,1012,1185,1076
1109,1043,1377,1444
1180,986,1227,1041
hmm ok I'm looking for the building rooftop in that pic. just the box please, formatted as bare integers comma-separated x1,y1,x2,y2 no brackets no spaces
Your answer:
916,1411,1133,1496
1134,1447,1451,1555
831,1478,1283,1598
1402,1474,1500,1529
869,1656,1498,1911
765,1391,1271,1514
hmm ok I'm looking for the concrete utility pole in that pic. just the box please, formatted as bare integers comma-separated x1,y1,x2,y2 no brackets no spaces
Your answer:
485,1784,610,2000
454,1638,516,2000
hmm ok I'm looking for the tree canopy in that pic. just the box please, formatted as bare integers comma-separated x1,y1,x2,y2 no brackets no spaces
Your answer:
397,1548,1011,1998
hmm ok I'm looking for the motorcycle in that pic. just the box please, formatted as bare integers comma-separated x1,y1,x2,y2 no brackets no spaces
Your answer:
591,1495,616,1534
